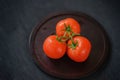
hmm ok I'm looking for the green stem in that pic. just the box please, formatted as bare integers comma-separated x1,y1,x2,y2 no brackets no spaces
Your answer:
72,33,80,37
63,31,67,37
68,32,74,44
56,32,69,42
56,35,61,42
68,32,79,49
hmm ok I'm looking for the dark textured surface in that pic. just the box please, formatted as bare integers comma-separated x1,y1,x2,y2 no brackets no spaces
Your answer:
0,0,120,80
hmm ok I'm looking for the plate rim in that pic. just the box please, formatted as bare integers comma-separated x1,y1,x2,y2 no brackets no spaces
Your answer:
29,11,109,79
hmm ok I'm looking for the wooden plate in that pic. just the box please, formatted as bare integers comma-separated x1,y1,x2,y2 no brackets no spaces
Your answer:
29,11,109,79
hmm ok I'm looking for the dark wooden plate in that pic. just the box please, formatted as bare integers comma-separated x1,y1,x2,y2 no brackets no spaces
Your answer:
29,11,109,79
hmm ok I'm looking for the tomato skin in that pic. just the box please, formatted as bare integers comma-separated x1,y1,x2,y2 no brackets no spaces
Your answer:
67,36,91,62
56,18,80,36
43,35,66,59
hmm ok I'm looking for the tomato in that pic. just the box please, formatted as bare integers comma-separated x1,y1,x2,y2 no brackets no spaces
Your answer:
67,36,91,62
56,18,80,37
43,35,66,59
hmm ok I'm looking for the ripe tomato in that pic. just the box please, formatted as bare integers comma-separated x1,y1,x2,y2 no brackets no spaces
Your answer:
67,36,91,62
43,35,66,59
56,18,80,37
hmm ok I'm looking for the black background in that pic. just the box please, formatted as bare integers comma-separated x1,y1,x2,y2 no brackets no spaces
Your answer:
0,0,120,80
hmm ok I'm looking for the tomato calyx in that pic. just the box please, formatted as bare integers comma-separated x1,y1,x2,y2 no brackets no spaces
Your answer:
64,23,72,33
68,32,78,49
68,40,78,49
64,23,80,37
56,35,62,42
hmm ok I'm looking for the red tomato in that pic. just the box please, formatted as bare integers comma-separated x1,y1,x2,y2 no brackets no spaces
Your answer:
56,18,80,37
67,36,91,62
43,35,66,59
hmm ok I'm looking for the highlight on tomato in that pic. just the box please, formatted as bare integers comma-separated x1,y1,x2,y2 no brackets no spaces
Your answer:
67,36,91,62
43,35,67,59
